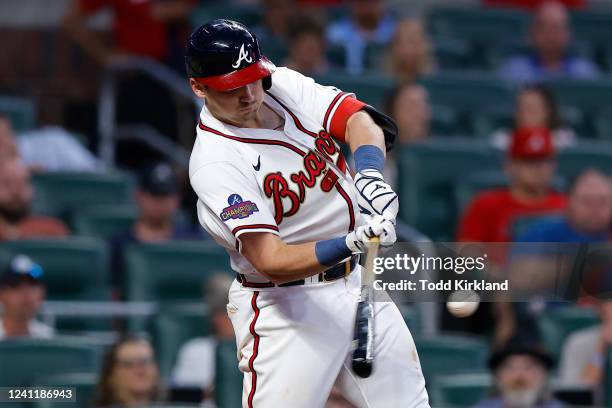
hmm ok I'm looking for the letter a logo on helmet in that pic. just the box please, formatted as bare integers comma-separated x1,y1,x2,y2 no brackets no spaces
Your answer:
232,44,253,69
185,19,275,91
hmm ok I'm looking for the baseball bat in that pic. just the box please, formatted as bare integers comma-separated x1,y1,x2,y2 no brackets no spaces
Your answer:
351,236,380,378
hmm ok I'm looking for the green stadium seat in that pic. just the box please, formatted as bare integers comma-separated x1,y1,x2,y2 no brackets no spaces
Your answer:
593,107,612,141
31,172,134,218
33,372,98,408
556,142,612,180
427,7,529,49
0,237,110,301
190,5,261,28
399,304,420,335
124,241,232,302
433,37,473,70
152,302,211,377
470,107,513,139
420,73,514,111
0,96,36,132
416,334,489,386
606,349,612,408
0,338,104,387
72,205,138,239
431,104,463,137
549,79,612,114
454,172,509,216
313,73,396,111
431,372,492,407
215,340,243,408
537,306,600,360
396,139,499,240
571,11,612,47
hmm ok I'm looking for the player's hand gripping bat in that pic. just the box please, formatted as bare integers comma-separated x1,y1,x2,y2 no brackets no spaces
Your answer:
351,236,380,378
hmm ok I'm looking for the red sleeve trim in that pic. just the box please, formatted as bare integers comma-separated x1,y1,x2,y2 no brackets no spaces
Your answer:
232,224,279,236
329,96,367,142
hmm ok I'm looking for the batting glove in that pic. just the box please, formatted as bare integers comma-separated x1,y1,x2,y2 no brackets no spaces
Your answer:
346,215,397,254
354,170,399,221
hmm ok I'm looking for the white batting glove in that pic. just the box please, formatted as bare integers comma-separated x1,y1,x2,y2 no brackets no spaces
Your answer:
346,215,397,254
354,170,399,221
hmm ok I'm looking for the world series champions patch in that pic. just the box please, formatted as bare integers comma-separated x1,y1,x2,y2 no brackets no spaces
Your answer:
220,194,259,221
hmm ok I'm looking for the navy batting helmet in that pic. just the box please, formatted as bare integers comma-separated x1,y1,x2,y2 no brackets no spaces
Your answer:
185,19,275,91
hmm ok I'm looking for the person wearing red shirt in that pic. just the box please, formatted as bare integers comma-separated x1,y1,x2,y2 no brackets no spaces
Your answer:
457,127,567,243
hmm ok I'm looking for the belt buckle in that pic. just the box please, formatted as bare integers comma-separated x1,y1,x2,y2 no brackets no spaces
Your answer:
321,259,351,283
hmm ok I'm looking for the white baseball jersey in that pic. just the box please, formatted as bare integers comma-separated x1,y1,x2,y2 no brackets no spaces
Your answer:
189,67,366,279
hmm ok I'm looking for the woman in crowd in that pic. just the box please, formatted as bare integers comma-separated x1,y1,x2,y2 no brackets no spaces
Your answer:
490,84,576,149
94,335,162,408
385,19,436,83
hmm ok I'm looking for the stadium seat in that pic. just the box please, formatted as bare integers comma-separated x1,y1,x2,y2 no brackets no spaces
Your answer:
433,37,473,70
33,372,98,408
0,237,110,301
190,4,262,28
430,372,492,407
556,142,612,180
0,95,36,132
396,139,499,240
0,338,104,387
313,73,396,111
427,7,529,52
537,306,600,360
152,302,211,377
549,79,612,116
31,172,134,218
215,340,243,408
72,205,138,239
593,107,612,141
454,172,509,215
571,11,612,47
431,104,463,137
606,350,612,408
415,334,489,386
124,241,232,302
399,304,421,335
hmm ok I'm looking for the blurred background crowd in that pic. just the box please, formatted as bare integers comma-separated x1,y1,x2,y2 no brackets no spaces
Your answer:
1,0,612,407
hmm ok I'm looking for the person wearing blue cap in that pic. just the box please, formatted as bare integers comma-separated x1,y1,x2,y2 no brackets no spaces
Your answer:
0,254,54,339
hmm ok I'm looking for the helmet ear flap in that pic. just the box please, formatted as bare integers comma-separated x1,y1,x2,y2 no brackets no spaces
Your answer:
262,75,272,90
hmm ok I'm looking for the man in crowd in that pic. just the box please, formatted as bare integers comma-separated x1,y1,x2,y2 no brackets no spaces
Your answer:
0,254,54,339
111,162,204,296
458,127,567,242
0,159,69,241
475,339,563,408
499,1,600,82
560,300,612,393
327,0,396,74
519,169,611,243
283,15,332,75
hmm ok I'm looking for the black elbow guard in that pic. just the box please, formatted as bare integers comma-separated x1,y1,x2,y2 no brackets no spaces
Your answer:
361,105,398,152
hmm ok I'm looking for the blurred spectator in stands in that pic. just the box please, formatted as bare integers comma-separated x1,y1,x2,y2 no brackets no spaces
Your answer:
498,1,599,82
519,169,612,243
62,0,196,169
382,83,431,186
111,163,203,296
0,115,18,161
490,85,575,151
172,274,235,399
0,159,70,241
475,339,562,408
458,128,566,243
283,15,331,75
0,255,53,340
95,335,162,407
485,0,586,9
253,0,296,44
1,114,103,172
560,300,612,391
385,19,435,83
62,0,195,70
327,0,397,74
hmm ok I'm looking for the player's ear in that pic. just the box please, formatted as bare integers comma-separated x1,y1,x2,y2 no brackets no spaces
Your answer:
190,79,208,98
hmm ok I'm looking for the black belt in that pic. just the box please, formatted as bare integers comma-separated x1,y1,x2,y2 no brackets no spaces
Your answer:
236,255,358,288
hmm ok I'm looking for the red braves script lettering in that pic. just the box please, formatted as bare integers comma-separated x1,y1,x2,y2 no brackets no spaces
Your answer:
263,131,344,224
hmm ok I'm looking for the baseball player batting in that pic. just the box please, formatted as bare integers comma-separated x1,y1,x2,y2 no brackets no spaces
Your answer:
186,19,429,408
